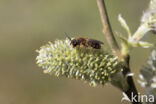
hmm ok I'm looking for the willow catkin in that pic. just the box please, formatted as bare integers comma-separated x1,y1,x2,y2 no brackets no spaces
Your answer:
36,39,122,87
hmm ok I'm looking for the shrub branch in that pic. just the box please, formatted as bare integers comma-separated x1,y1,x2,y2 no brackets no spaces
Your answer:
96,0,141,104
96,0,121,58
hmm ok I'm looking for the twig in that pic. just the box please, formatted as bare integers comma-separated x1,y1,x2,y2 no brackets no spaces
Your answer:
96,0,141,104
96,0,121,58
123,55,142,104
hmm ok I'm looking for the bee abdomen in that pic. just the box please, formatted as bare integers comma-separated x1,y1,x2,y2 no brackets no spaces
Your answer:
88,39,103,49
90,43,101,49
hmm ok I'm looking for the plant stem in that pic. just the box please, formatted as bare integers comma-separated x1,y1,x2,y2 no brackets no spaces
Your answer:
123,55,142,104
96,0,141,104
96,0,121,58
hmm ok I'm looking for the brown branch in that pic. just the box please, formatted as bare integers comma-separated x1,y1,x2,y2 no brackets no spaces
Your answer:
97,0,141,104
96,0,121,58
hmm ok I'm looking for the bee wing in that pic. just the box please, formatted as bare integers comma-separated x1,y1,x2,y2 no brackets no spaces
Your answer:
88,39,104,44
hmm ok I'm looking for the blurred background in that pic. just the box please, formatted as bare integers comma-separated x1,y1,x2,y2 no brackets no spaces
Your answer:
0,0,155,104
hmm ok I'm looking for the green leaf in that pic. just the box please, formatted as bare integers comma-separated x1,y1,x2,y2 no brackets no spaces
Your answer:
118,14,131,38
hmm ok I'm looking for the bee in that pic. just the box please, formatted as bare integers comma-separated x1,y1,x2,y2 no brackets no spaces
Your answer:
65,33,104,49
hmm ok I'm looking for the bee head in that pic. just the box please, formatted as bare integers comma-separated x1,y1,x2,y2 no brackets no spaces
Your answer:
71,39,78,47
64,33,78,47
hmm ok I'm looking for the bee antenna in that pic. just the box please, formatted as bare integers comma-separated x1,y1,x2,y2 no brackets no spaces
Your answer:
64,32,71,40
